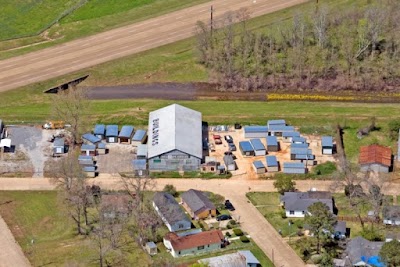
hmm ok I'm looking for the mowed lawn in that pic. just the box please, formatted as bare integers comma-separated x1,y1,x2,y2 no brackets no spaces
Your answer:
0,191,150,267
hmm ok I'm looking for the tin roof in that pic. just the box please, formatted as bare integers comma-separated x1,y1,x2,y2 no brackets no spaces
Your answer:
118,125,134,138
253,160,265,169
137,144,147,157
321,136,333,147
266,136,278,146
132,129,147,141
267,119,286,126
244,126,268,133
97,143,106,149
266,156,278,167
268,125,295,132
283,162,305,169
81,144,96,151
291,147,312,155
78,155,93,161
359,144,391,167
292,137,306,143
239,141,254,152
291,143,309,149
132,159,147,170
282,131,300,138
53,137,64,147
106,125,118,137
250,139,265,151
94,124,105,135
83,166,96,172
82,133,101,144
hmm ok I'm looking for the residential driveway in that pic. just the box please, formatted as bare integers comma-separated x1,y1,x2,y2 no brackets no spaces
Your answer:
0,0,308,92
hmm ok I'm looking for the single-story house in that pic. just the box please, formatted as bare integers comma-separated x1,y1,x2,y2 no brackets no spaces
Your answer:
118,125,134,144
145,242,157,256
181,189,216,219
239,141,255,156
281,191,333,217
93,124,106,139
253,161,266,174
136,144,147,159
163,230,224,258
153,192,191,232
82,133,101,145
131,159,147,177
383,205,400,226
266,136,279,152
283,162,306,174
199,250,261,267
266,155,279,172
267,119,285,128
53,137,65,154
250,139,266,156
81,144,96,156
101,194,133,219
359,144,392,173
268,125,295,137
243,126,269,139
83,166,96,178
321,136,334,155
223,155,236,171
337,237,384,267
97,143,106,155
105,125,119,143
282,131,300,143
131,129,147,146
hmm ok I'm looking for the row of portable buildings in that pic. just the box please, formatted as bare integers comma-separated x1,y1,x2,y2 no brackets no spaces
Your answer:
82,124,147,145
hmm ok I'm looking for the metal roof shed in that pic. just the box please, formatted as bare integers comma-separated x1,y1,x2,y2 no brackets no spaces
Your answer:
291,143,309,149
266,156,279,172
83,166,96,178
94,124,105,139
253,160,266,174
268,125,295,137
78,155,95,166
244,126,269,139
321,136,333,155
292,137,307,144
53,138,65,154
106,125,118,143
132,129,147,146
283,162,306,174
97,142,106,155
137,144,147,159
82,133,101,145
250,139,266,156
81,144,96,156
118,125,134,144
223,155,236,171
239,141,255,156
283,131,301,143
267,119,286,128
132,159,147,176
266,136,279,152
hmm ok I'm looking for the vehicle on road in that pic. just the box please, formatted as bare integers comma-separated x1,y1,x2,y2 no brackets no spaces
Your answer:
228,143,237,151
225,200,235,211
216,214,232,221
224,135,233,143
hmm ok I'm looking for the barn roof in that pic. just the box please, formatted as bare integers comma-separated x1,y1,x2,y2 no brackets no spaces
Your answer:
359,144,391,167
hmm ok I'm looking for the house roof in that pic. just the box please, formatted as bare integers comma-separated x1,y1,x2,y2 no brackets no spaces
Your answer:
321,136,333,147
281,191,333,212
181,189,215,216
118,125,134,138
132,129,147,141
266,135,278,146
383,205,400,221
53,137,64,147
164,230,223,251
94,124,105,135
101,194,132,215
244,126,268,133
359,144,392,167
153,192,190,225
239,141,254,152
250,139,265,151
266,156,278,167
147,104,202,159
82,133,101,144
345,237,384,266
199,250,259,267
291,147,312,155
106,125,119,137
253,160,264,169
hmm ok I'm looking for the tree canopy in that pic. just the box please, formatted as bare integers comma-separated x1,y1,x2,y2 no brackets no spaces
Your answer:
379,240,400,267
273,174,296,194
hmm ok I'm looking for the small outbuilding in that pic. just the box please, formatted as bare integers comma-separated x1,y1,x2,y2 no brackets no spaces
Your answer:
359,144,392,173
78,155,95,166
268,125,295,137
291,143,309,149
282,131,300,143
105,125,119,143
118,125,134,144
136,144,147,159
253,161,266,174
82,133,101,145
244,126,269,139
266,155,279,172
53,138,65,154
223,155,236,171
283,162,306,174
321,136,333,155
83,166,96,178
132,159,147,176
81,144,96,156
292,136,307,144
132,129,147,146
97,143,106,155
250,139,266,156
239,141,255,156
267,119,286,128
93,124,106,139
0,119,5,139
266,136,279,152
383,205,400,226
145,242,157,256
181,189,216,219
201,161,223,174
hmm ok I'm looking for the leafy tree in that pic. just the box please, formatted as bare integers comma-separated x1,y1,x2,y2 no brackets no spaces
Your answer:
163,184,178,197
304,202,337,254
379,240,400,267
273,174,296,194
319,252,333,267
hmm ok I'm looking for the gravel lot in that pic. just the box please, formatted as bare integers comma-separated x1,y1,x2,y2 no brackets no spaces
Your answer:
96,143,136,176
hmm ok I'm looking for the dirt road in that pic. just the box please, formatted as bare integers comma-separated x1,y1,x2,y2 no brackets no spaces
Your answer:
0,0,307,92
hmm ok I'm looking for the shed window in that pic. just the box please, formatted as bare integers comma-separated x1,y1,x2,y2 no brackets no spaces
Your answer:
289,211,294,215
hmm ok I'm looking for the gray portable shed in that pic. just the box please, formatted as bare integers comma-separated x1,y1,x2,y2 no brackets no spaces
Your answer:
321,136,333,155
266,136,279,152
223,155,236,171
283,162,306,174
78,155,95,166
266,155,279,172
268,125,295,137
267,119,286,128
253,161,266,174
137,144,147,159
53,138,65,154
118,125,134,144
282,131,300,143
250,139,266,156
97,143,106,155
132,159,147,176
243,126,269,139
106,125,118,143
83,166,96,178
132,129,147,146
93,124,106,139
239,141,255,156
81,144,96,156
82,133,101,145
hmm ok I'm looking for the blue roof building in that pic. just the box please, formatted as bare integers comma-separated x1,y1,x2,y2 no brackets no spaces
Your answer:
239,141,254,156
291,143,309,149
267,119,286,128
322,136,334,155
283,162,306,174
253,161,266,174
106,125,118,143
266,156,279,172
268,125,295,137
250,139,266,156
292,137,307,144
82,133,101,144
244,126,269,139
132,129,147,145
94,124,105,139
118,125,134,144
266,136,279,151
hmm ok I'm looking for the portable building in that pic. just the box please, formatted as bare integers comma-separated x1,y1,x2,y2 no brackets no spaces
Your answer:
253,161,266,174
118,125,134,144
292,137,307,144
132,159,147,176
137,144,147,159
266,156,279,172
268,125,295,137
243,126,269,139
97,143,106,155
53,138,65,154
223,155,236,171
283,162,306,174
83,166,96,178
0,119,4,139
81,144,96,156
282,131,300,143
132,129,147,146
250,139,266,156
266,136,279,152
78,155,95,166
267,119,286,128
359,144,391,173
321,136,333,155
82,133,101,145
239,141,255,156
93,124,106,139
290,148,313,160
106,125,119,143
291,143,309,149
145,242,157,256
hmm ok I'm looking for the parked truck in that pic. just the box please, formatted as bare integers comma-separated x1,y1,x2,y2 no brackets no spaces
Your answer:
42,121,65,130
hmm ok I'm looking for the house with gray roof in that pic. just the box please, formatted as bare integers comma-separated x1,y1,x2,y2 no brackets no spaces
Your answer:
181,189,216,219
147,104,202,171
199,250,261,267
281,191,333,217
383,205,400,226
337,237,384,267
153,192,191,232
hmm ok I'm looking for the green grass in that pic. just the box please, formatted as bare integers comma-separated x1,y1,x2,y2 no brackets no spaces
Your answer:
0,191,150,266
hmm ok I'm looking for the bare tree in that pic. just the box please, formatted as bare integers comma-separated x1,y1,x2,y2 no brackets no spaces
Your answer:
313,6,329,48
120,175,156,203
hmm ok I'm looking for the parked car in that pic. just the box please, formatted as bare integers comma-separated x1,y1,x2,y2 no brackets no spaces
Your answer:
228,143,237,151
224,135,233,143
213,134,222,145
217,214,232,221
225,200,235,211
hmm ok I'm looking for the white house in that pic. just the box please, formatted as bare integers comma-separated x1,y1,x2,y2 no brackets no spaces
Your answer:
280,191,333,218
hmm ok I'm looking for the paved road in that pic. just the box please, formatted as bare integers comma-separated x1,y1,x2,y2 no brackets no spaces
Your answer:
0,0,307,92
